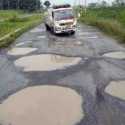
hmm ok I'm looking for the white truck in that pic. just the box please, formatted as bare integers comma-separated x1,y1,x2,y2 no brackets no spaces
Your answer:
44,4,77,34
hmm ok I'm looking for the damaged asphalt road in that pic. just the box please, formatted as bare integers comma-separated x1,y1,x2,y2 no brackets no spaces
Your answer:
0,24,125,125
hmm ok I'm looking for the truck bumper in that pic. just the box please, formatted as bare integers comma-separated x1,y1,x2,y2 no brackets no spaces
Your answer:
54,27,76,34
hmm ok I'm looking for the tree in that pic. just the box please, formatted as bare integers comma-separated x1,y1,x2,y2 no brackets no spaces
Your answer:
9,0,17,9
0,0,3,9
44,0,51,8
100,0,108,7
88,3,98,8
0,0,42,11
112,0,125,7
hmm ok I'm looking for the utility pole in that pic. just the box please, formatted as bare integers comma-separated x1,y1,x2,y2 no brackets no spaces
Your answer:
79,0,82,14
73,0,79,18
73,0,87,17
84,0,87,14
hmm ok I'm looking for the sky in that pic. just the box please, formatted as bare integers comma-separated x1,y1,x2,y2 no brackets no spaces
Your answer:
41,0,114,5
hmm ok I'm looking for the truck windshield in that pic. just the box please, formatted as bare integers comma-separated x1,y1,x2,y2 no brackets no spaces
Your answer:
54,9,74,21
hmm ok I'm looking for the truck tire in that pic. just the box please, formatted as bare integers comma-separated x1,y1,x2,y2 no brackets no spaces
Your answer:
51,27,56,35
45,24,50,31
71,31,75,35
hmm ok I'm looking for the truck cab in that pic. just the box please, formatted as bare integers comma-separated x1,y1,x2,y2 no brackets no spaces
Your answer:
45,4,77,34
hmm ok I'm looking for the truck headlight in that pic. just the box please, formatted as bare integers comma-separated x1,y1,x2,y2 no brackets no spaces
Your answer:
54,23,61,31
73,20,77,26
54,22,60,27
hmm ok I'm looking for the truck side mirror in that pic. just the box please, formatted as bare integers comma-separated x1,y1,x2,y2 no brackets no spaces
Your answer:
52,12,54,18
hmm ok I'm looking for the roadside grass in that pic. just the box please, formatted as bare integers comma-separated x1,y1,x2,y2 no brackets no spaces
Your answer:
0,10,24,20
0,12,43,48
79,7,125,43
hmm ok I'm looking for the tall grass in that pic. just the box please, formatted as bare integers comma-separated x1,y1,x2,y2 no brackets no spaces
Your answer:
0,10,23,20
79,7,125,43
0,12,43,48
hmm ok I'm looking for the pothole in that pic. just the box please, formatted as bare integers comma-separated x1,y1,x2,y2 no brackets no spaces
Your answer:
38,36,46,39
15,42,25,47
8,47,37,56
103,51,125,59
79,32,91,36
85,36,98,39
75,41,83,45
105,81,125,100
15,41,32,47
30,28,45,33
0,85,84,125
14,54,82,71
54,41,83,47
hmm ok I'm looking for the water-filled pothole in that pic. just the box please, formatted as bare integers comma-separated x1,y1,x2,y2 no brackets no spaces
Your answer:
15,42,25,47
14,54,82,71
103,51,125,59
0,85,84,125
8,48,37,56
75,41,83,45
79,32,91,36
37,36,46,39
30,28,45,33
15,41,32,47
105,81,125,100
85,36,98,39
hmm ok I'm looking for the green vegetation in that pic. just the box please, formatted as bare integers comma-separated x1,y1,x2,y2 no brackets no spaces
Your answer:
0,10,23,20
0,0,44,48
0,11,43,48
79,7,125,43
0,0,41,11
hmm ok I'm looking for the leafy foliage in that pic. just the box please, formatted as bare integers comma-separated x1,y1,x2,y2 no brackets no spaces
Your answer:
44,0,51,8
0,0,41,11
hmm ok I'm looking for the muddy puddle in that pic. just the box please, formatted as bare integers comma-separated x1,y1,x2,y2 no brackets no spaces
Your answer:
79,32,91,36
14,54,82,71
8,48,37,56
85,36,98,39
75,41,83,45
30,28,45,33
15,42,25,47
15,41,32,47
103,51,125,59
37,36,46,39
105,81,125,100
53,41,83,47
0,85,84,125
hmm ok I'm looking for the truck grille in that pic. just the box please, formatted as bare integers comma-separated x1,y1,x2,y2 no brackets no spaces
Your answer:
60,22,73,26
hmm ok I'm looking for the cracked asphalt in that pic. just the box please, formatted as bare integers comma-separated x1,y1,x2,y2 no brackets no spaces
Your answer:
1,23,125,125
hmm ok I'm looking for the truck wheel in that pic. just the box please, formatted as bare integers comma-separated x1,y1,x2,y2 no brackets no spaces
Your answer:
51,27,56,35
45,24,50,31
71,31,75,35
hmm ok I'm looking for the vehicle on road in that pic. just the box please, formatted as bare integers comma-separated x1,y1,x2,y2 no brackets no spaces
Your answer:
44,4,77,34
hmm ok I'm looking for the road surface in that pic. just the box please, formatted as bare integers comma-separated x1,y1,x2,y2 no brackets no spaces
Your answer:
0,23,125,125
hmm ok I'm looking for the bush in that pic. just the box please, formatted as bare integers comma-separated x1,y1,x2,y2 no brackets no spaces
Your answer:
8,14,30,22
8,13,18,22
